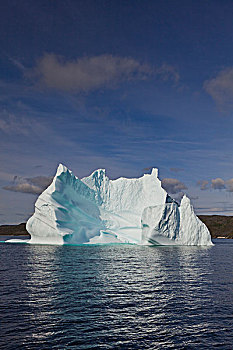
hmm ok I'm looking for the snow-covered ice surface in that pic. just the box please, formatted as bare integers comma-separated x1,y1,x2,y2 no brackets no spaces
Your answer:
8,164,213,246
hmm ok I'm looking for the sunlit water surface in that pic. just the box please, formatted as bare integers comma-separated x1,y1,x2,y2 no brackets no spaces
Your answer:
0,238,232,349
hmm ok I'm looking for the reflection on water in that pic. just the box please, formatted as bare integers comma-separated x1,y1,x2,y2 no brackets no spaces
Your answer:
0,240,233,349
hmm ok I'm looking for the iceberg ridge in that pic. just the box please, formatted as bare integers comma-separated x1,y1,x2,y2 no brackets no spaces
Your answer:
24,164,213,246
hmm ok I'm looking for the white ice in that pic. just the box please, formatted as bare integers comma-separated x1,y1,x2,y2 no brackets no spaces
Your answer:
8,164,213,246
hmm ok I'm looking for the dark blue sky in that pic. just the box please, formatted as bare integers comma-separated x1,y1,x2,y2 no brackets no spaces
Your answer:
1,0,233,223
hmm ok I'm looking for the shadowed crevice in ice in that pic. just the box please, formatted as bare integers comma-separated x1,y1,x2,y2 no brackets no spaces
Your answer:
52,172,104,244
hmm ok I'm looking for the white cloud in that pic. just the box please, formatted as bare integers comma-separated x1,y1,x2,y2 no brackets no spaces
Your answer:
204,68,233,109
161,178,187,194
156,63,180,83
31,53,153,92
197,180,209,190
3,176,52,195
0,111,48,137
211,178,225,190
225,179,233,192
26,176,53,189
197,177,233,192
28,53,180,93
3,183,42,195
7,55,26,72
0,112,29,135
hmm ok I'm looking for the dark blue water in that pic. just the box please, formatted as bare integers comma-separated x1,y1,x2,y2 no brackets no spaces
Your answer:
0,239,232,350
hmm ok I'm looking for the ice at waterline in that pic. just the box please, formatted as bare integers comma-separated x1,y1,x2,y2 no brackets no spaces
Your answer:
7,164,213,246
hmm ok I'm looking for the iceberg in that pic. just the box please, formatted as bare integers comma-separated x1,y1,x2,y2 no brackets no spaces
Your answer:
24,164,212,246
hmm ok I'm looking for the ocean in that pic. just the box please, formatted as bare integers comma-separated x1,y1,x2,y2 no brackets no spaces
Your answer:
0,239,232,349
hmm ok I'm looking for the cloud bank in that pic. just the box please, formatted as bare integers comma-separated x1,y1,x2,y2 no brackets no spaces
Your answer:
204,68,233,109
197,180,209,191
31,53,152,92
3,176,53,195
28,53,179,93
197,177,233,192
211,178,225,190
225,179,233,192
161,178,187,194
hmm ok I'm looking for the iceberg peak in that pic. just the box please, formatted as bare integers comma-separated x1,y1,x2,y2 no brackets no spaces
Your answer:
56,163,68,176
150,167,158,177
180,194,190,205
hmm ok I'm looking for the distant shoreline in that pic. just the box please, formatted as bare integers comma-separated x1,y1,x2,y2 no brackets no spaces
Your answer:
0,223,29,237
0,216,233,239
198,215,233,239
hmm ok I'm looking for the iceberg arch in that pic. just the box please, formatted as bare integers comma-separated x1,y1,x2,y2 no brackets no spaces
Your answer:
25,164,213,246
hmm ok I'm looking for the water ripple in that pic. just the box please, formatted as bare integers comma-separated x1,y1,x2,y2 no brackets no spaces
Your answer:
0,240,233,349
